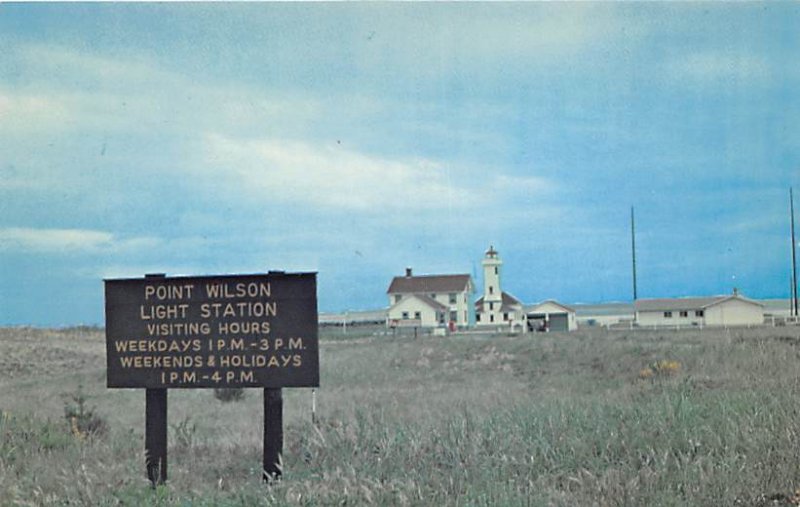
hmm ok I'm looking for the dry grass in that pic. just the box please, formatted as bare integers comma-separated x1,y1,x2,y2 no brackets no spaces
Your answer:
3,325,800,505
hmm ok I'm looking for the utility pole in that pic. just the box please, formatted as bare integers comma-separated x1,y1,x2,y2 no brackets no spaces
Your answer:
791,188,798,317
631,206,638,301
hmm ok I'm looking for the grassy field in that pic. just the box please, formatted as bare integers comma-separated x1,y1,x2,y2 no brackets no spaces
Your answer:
3,325,800,505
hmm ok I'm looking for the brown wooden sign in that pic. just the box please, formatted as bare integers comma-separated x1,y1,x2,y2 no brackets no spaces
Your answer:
105,272,319,389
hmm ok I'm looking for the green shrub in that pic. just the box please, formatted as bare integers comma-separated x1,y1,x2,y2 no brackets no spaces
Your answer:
63,385,108,439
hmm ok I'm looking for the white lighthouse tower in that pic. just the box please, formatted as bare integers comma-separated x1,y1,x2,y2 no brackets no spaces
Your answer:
482,245,502,322
475,245,527,331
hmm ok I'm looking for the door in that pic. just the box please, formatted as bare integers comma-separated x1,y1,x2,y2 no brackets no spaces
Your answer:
549,313,569,332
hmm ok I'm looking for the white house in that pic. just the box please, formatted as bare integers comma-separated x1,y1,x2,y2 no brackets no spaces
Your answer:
634,291,764,327
387,269,475,329
474,246,527,332
526,300,577,332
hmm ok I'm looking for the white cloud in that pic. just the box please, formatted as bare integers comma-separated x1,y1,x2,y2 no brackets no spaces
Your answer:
491,174,553,195
665,52,771,85
2,40,565,235
0,227,158,254
0,89,72,131
725,215,784,235
351,4,636,80
203,134,482,212
0,227,113,252
20,43,175,91
456,5,627,59
1,43,320,137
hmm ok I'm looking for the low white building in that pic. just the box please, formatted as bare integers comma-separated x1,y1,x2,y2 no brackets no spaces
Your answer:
635,291,764,328
386,269,475,329
387,294,448,328
526,300,577,332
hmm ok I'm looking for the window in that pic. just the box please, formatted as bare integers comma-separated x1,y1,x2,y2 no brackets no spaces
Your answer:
494,267,498,275
414,311,421,320
489,286,494,295
490,314,495,323
679,311,688,317
476,314,481,322
430,293,436,299
402,312,409,320
395,295,402,303
489,302,494,311
664,311,673,318
503,313,509,321
449,293,457,304
439,313,445,324
695,310,704,317
450,311,457,322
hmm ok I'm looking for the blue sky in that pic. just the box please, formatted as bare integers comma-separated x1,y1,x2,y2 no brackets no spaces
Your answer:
1,3,799,326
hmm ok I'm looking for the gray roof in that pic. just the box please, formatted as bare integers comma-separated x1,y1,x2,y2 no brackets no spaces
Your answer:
387,274,472,294
570,302,634,316
407,294,448,311
635,295,763,312
475,292,523,312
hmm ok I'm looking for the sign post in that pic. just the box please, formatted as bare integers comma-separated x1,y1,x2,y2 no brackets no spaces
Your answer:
105,272,319,485
143,273,167,486
263,388,283,480
145,388,167,485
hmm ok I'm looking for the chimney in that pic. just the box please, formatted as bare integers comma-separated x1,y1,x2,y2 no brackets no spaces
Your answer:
405,267,412,277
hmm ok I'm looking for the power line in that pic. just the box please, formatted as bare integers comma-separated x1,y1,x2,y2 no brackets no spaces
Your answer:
791,188,798,316
631,206,638,301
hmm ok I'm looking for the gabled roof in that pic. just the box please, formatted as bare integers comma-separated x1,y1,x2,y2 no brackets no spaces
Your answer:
706,294,764,308
475,292,523,312
502,292,522,307
635,295,764,312
389,294,448,312
528,300,576,314
387,274,472,294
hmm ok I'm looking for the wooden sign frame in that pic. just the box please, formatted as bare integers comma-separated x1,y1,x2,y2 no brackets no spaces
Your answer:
104,272,319,485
